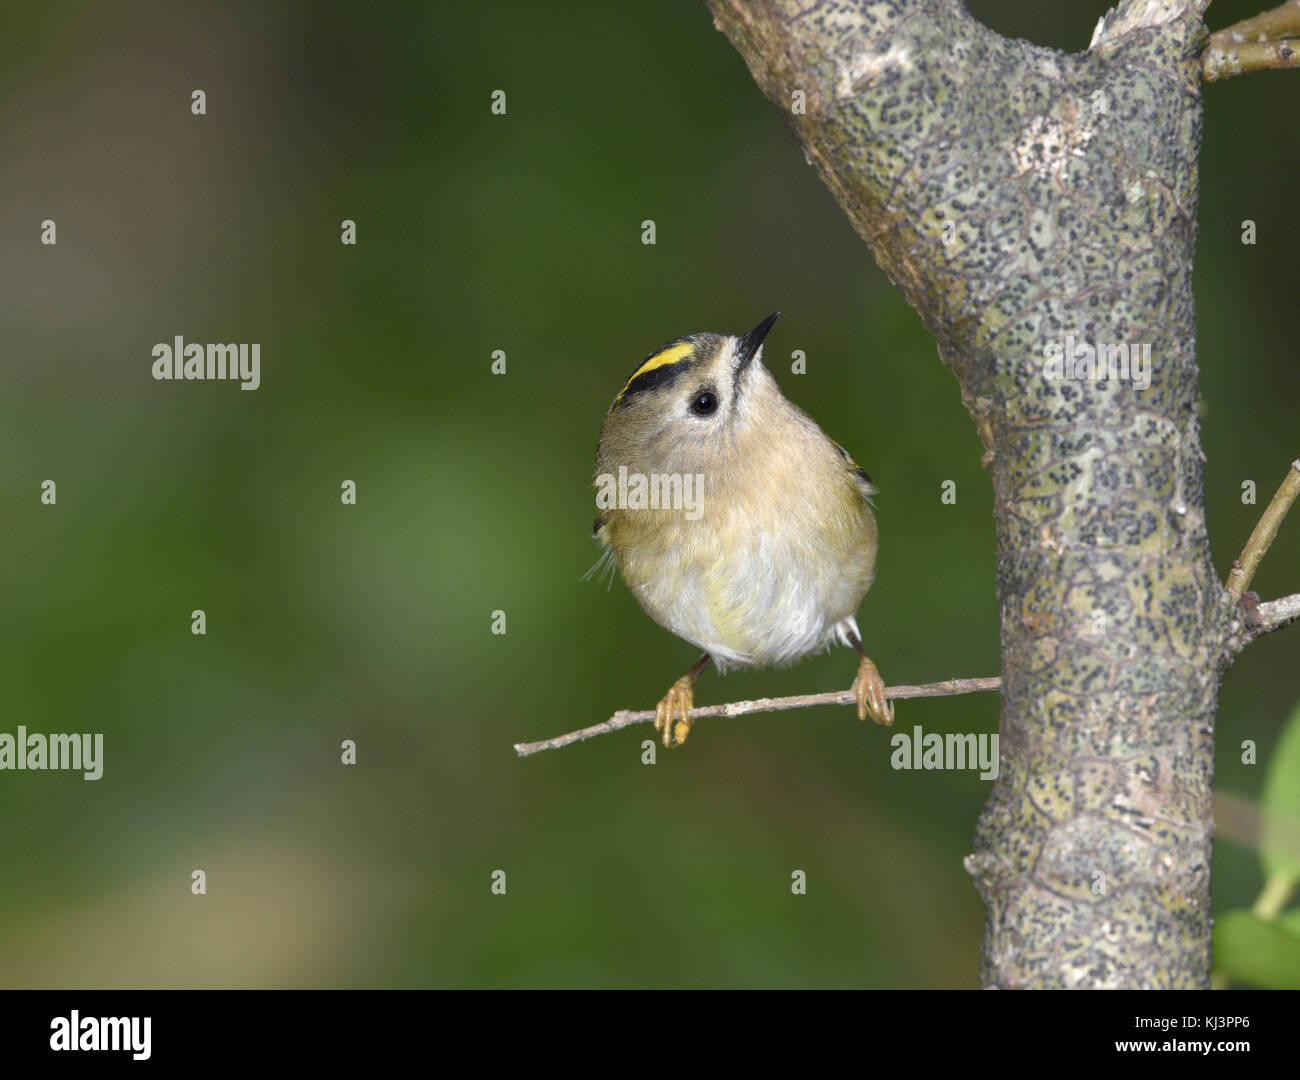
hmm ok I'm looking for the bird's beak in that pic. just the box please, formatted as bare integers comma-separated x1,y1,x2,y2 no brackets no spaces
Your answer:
734,311,780,375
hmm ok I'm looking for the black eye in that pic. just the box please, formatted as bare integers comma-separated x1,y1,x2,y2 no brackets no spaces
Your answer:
690,390,718,416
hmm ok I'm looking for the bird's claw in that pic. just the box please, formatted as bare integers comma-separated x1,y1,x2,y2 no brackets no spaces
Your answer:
854,656,894,726
654,675,695,748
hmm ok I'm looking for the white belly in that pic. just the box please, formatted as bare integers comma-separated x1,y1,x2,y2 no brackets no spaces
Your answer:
632,527,868,672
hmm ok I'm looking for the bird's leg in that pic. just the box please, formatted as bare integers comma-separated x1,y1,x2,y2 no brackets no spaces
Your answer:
846,631,893,726
654,653,711,748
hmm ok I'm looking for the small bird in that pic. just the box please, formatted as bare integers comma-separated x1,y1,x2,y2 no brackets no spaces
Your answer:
592,312,892,748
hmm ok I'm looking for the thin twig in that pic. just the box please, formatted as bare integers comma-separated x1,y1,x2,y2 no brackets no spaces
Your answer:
1255,593,1300,635
1203,1,1300,81
1203,38,1300,80
514,676,1002,757
1227,459,1300,598
1212,0,1300,45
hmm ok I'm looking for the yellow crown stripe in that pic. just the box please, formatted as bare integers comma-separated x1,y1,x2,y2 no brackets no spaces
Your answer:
617,342,694,400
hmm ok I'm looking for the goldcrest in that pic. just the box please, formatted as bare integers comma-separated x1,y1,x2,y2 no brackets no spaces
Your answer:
592,312,892,748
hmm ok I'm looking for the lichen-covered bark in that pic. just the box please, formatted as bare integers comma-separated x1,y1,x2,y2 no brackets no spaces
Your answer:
705,0,1234,987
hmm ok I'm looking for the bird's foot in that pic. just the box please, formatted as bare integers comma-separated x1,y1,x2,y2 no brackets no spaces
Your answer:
853,655,894,726
654,674,695,748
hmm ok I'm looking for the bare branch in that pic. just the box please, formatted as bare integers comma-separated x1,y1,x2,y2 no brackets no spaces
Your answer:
1203,1,1300,81
1211,0,1300,44
1228,590,1300,653
1255,593,1300,635
1203,37,1300,79
514,676,1001,757
1227,459,1300,598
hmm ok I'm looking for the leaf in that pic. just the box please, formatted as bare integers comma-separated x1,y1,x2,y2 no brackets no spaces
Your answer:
1213,909,1300,989
1261,699,1300,886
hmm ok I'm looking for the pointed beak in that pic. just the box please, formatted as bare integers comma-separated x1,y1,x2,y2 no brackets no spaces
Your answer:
734,311,780,375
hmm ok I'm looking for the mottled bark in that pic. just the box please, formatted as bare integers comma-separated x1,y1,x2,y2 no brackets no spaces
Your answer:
704,0,1236,987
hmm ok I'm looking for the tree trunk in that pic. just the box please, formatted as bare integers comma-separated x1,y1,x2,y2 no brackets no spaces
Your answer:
704,0,1235,988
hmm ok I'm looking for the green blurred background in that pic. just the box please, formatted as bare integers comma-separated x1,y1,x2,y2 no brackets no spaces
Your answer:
1,0,1295,988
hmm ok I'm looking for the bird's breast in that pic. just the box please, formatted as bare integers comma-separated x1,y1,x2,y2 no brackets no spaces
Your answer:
609,478,876,670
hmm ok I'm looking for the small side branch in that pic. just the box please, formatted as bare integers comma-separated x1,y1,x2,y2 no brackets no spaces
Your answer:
1227,458,1300,598
1211,0,1300,44
1255,593,1300,635
1203,1,1300,81
1203,38,1300,79
514,676,1002,757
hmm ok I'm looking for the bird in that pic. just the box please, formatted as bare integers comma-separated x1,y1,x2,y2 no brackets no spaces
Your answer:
591,312,892,748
